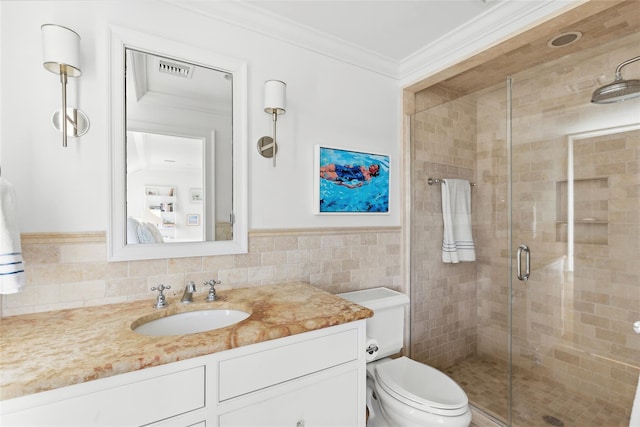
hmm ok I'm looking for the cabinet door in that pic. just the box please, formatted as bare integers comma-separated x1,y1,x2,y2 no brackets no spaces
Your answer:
219,368,359,427
219,328,358,402
1,366,205,426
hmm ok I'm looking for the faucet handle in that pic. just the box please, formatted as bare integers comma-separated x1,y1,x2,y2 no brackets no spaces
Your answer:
151,285,171,308
204,280,220,302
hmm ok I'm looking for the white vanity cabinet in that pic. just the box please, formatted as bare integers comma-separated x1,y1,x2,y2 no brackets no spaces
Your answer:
216,324,361,426
0,320,366,427
218,367,359,427
0,359,209,427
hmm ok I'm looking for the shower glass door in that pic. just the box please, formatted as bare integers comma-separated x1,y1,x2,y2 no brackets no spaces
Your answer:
409,79,512,422
508,33,640,426
410,30,640,427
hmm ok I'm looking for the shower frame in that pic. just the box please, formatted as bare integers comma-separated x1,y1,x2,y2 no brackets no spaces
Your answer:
405,11,640,424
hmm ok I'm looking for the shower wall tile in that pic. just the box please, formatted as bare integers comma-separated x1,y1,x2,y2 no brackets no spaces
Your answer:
411,86,479,369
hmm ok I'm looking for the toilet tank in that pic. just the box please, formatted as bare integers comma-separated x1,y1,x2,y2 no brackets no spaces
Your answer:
338,287,409,360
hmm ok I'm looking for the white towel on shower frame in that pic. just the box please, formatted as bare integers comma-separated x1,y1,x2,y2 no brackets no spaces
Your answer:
0,177,25,294
441,179,476,263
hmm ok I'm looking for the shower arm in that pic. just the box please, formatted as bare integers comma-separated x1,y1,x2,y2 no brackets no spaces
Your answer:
613,56,640,80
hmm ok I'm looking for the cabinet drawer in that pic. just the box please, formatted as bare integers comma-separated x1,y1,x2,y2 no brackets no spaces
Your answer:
2,366,205,426
219,328,358,401
219,368,359,426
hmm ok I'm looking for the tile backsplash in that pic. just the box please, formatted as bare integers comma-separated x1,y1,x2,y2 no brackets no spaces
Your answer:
1,227,402,317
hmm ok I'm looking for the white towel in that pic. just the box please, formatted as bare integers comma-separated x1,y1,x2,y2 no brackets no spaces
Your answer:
0,177,25,294
441,179,476,263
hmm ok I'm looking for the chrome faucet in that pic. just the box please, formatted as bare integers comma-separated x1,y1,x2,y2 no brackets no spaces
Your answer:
180,281,197,304
204,279,220,302
151,284,171,308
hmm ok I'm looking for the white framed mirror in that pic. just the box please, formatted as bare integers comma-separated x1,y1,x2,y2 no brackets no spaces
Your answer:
108,26,247,261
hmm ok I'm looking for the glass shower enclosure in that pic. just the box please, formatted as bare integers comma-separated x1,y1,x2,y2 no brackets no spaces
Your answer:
409,31,639,427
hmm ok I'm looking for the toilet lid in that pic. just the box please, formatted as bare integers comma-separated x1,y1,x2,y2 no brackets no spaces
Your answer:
375,357,468,416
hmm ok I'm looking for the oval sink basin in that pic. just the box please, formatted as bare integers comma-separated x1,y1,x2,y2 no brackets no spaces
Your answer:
133,309,250,336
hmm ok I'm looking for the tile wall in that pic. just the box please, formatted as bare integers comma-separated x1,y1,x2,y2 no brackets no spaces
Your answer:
1,228,402,318
410,86,479,368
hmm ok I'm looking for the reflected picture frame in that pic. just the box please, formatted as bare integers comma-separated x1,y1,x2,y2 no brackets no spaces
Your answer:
187,214,200,226
190,188,203,203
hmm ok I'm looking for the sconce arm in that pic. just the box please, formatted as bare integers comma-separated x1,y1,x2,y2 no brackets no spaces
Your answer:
271,111,278,167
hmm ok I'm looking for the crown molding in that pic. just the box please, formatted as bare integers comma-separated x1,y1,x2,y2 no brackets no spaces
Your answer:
398,0,584,86
163,0,398,78
163,0,583,83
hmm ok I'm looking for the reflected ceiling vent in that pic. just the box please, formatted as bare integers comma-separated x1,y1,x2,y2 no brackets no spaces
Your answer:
547,32,582,48
158,59,194,78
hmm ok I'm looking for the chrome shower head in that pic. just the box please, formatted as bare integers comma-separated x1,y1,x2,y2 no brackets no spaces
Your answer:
591,56,640,104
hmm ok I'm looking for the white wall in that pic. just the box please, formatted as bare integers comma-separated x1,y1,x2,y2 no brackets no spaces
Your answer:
0,0,400,233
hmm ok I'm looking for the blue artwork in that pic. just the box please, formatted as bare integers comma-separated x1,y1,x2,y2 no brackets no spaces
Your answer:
316,146,390,213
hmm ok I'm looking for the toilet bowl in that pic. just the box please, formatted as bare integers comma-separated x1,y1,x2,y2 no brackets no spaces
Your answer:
338,287,471,427
366,357,471,427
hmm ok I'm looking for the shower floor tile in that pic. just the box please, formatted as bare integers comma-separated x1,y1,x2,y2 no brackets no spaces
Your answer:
444,357,630,427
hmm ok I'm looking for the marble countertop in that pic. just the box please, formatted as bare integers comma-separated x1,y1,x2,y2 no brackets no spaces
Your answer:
0,282,372,401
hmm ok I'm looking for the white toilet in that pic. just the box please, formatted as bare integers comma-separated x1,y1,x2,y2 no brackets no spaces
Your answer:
339,287,472,427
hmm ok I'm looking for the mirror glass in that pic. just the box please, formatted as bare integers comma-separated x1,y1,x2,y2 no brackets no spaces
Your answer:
126,131,206,243
125,48,232,244
109,27,247,261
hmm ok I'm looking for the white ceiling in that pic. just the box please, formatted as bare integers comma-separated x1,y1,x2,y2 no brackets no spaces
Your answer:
242,0,502,62
168,0,577,82
129,49,233,114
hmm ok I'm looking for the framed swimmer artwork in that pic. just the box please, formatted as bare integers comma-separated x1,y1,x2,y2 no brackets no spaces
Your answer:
314,145,390,214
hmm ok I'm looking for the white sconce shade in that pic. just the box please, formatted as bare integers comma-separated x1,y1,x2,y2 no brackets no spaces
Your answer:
41,24,89,148
264,80,286,114
257,80,287,167
42,24,82,77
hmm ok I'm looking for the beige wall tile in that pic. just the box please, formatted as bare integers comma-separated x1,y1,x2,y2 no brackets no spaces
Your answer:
22,243,60,264
297,235,322,250
233,253,261,268
59,280,106,303
106,277,148,298
168,257,202,273
261,251,287,266
202,254,234,271
83,261,129,281
60,244,106,263
27,263,84,285
129,259,168,277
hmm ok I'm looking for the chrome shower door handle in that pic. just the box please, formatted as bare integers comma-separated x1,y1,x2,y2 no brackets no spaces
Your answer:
517,244,530,282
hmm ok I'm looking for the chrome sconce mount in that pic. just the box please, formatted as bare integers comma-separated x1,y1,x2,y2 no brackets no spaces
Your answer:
257,80,286,167
41,24,90,147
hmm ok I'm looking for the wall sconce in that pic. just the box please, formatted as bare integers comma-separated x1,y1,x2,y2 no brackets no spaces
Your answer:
257,80,286,167
41,24,89,148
